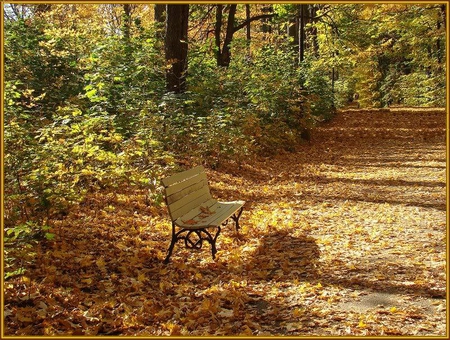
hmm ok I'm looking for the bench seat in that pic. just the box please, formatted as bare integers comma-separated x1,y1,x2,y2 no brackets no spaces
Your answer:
174,199,245,229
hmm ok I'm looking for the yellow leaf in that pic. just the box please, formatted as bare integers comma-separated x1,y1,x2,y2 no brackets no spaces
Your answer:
390,306,398,313
239,325,253,336
17,313,33,323
81,277,93,285
201,299,212,310
358,320,367,328
21,276,31,284
165,322,181,335
293,308,304,317
138,272,147,282
96,258,106,268
182,219,197,225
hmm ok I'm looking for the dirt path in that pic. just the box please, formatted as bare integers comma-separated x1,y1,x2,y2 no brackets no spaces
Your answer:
4,108,447,336
211,107,447,335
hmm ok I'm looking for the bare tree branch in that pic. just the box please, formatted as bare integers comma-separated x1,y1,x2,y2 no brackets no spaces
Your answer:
233,13,276,33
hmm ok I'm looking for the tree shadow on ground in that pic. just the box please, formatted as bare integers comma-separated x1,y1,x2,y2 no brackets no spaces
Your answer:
239,230,445,299
292,175,446,188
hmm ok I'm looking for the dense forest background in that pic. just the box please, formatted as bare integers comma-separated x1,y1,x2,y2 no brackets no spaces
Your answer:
3,3,447,279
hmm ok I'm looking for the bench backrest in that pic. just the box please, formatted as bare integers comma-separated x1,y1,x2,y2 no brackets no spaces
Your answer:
161,165,212,221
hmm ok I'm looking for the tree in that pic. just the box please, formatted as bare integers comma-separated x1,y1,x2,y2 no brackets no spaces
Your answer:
165,4,189,93
215,5,236,67
214,5,276,67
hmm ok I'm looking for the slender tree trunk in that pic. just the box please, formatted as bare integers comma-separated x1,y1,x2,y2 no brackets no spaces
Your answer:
310,5,319,58
245,4,251,58
215,4,276,67
261,5,273,34
299,4,307,63
288,12,298,44
245,5,251,41
122,4,132,40
435,4,446,65
165,4,189,93
155,4,165,22
216,5,236,67
154,4,166,39
215,4,223,64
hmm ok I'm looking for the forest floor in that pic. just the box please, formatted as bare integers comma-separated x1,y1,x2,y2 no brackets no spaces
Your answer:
4,107,447,336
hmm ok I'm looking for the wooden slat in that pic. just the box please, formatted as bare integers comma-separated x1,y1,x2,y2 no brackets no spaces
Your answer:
165,172,207,197
175,199,218,221
162,166,244,229
169,186,212,220
166,177,208,205
161,165,204,187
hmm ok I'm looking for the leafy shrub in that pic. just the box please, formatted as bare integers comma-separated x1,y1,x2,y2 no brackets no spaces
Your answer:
4,222,54,280
298,58,336,121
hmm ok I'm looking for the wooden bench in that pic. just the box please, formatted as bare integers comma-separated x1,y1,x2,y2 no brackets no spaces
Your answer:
161,165,245,263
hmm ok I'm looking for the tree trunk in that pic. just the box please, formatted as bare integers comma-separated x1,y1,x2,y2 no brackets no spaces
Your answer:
216,5,237,67
215,4,276,67
310,5,319,58
245,5,251,41
288,7,299,66
121,4,135,70
215,4,223,64
261,5,273,34
165,4,189,93
299,4,307,63
122,4,132,42
155,4,165,22
436,4,445,64
245,4,251,58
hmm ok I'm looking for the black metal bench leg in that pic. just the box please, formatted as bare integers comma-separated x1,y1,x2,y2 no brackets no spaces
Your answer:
164,225,222,263
164,223,177,264
231,207,244,231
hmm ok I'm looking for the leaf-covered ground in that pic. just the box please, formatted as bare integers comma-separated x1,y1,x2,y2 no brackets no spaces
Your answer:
4,107,447,336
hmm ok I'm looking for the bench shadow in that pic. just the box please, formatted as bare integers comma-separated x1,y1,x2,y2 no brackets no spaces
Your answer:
239,229,445,299
243,231,320,283
189,230,322,335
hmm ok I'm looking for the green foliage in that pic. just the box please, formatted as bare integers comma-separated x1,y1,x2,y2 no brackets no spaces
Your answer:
4,222,53,280
298,58,336,121
82,29,166,136
4,18,87,116
239,45,305,151
326,4,445,108
4,8,171,230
